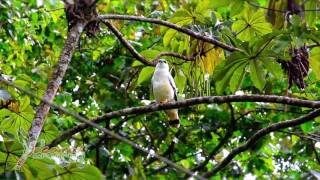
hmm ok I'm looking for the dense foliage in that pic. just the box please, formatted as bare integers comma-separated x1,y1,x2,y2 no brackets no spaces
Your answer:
0,0,320,179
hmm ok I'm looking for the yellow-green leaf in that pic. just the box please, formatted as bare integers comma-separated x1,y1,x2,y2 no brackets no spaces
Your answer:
137,67,155,84
310,47,320,80
232,4,272,41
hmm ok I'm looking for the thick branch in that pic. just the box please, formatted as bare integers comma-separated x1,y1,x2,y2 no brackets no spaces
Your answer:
48,95,320,147
15,21,86,169
98,15,242,52
203,108,320,177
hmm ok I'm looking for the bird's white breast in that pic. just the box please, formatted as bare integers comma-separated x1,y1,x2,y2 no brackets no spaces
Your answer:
152,70,174,102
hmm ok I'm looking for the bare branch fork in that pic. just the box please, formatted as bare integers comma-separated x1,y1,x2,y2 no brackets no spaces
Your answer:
48,95,320,147
98,15,242,52
101,20,196,66
203,108,320,177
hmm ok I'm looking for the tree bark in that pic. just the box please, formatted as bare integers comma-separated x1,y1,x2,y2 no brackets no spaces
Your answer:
15,21,86,169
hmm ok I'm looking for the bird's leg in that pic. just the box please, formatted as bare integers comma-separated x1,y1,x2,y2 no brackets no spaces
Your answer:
159,99,169,104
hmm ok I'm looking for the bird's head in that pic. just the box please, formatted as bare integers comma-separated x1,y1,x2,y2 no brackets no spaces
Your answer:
156,59,169,70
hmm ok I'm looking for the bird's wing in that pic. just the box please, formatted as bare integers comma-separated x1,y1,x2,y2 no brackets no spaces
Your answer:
168,74,177,101
151,74,154,99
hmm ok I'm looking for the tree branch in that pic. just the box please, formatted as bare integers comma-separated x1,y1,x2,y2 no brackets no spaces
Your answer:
307,43,320,49
98,15,242,52
102,20,155,66
247,1,286,13
15,21,87,169
203,108,320,177
101,20,197,66
48,95,320,148
155,52,196,62
278,130,320,141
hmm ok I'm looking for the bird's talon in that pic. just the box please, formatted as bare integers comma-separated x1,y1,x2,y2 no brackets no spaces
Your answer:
159,100,168,104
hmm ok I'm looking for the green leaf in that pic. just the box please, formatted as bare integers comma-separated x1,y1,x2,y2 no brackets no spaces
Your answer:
230,1,244,17
229,63,247,93
209,0,232,8
174,69,186,94
132,61,143,67
39,123,59,144
305,0,318,27
290,15,302,27
213,52,249,81
169,9,193,25
20,96,30,111
249,60,266,91
232,4,272,41
140,50,160,60
261,58,282,77
52,164,104,180
131,157,146,180
216,60,248,94
310,47,320,80
116,142,133,158
0,96,33,136
137,67,155,85
300,121,313,133
163,29,178,47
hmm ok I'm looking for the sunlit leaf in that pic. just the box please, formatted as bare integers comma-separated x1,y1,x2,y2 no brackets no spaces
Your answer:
310,47,320,80
137,67,155,84
232,4,272,41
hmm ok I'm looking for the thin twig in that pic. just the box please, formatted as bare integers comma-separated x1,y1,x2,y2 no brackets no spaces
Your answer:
155,52,196,61
307,43,320,49
247,1,286,13
45,7,65,12
101,20,155,66
278,130,319,141
247,1,320,13
235,24,250,37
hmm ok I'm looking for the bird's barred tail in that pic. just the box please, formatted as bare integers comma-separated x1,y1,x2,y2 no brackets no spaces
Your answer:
168,119,180,127
165,109,179,128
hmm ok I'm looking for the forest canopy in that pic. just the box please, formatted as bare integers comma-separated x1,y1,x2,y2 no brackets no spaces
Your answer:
0,0,320,179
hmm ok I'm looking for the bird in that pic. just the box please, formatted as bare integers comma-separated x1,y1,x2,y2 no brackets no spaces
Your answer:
151,59,179,127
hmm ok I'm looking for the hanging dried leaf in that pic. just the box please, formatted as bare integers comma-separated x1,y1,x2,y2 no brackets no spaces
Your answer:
196,42,224,75
281,45,309,89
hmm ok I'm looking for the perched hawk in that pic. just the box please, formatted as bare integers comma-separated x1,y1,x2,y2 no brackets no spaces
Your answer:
152,59,179,127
